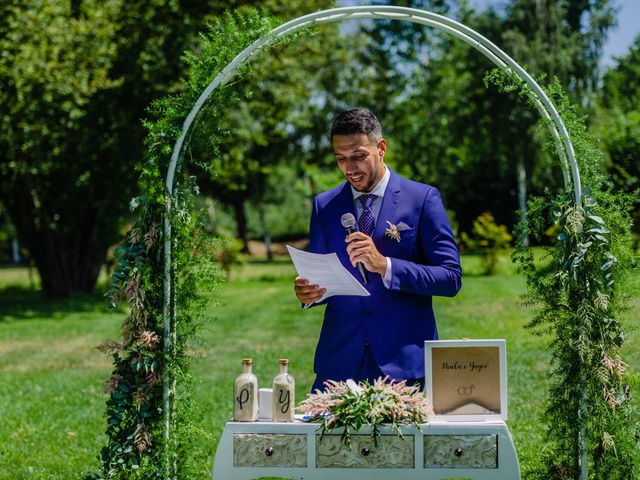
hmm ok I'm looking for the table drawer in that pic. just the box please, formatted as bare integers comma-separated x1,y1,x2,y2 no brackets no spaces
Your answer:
233,433,307,467
316,434,414,468
424,434,497,468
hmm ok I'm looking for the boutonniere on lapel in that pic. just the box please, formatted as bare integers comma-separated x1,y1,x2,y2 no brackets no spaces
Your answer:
385,221,401,242
385,221,412,242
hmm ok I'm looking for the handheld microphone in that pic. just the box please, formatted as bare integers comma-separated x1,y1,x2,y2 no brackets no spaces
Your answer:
340,212,368,285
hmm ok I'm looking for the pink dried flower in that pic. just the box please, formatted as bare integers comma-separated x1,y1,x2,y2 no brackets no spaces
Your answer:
602,432,615,451
139,330,161,350
134,423,152,452
614,355,627,375
121,317,135,346
144,223,157,253
130,227,141,245
133,388,149,411
104,373,123,395
125,278,146,312
96,340,123,355
602,355,615,372
146,372,159,388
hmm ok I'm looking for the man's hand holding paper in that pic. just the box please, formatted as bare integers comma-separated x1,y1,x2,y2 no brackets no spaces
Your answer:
287,246,370,307
293,277,325,305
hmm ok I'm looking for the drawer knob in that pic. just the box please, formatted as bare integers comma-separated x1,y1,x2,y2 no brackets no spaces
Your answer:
454,447,463,457
360,447,370,457
265,447,274,457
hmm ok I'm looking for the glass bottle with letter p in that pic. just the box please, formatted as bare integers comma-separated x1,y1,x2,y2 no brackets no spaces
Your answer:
233,358,258,422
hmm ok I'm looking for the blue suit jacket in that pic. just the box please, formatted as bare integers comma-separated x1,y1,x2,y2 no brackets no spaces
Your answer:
308,170,462,380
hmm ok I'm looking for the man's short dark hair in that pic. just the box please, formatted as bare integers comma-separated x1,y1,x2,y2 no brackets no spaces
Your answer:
330,108,382,141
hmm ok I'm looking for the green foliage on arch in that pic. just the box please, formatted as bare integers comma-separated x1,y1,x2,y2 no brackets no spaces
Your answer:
489,68,640,479
88,10,285,480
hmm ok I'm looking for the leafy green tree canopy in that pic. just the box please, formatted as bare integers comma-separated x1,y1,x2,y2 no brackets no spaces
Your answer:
0,0,259,296
597,34,640,200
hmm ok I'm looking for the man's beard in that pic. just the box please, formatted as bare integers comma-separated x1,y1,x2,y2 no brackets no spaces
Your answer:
349,171,379,193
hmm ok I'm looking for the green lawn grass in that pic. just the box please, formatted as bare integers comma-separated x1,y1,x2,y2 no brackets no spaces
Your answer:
0,254,638,479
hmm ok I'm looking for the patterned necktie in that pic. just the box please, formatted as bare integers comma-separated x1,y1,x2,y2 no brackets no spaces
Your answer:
358,194,376,237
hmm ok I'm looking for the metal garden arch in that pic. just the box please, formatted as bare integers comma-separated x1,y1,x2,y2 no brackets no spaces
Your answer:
162,5,587,479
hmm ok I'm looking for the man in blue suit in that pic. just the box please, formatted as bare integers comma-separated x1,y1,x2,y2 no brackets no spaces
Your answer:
294,108,462,391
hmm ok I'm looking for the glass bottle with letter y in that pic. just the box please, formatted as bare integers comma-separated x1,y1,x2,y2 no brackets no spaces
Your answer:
272,359,295,422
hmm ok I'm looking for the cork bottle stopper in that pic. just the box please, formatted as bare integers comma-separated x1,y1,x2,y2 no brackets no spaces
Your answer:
278,359,289,366
242,358,253,365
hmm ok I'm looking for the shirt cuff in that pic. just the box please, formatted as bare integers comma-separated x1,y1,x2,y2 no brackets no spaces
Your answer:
382,257,392,288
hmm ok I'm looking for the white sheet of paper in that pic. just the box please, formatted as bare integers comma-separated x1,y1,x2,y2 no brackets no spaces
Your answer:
286,245,370,307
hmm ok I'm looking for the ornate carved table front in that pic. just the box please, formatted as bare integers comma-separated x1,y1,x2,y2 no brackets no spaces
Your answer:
212,420,520,479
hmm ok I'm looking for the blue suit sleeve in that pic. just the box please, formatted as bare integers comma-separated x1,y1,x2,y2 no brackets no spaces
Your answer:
388,188,462,297
308,196,329,254
302,196,330,308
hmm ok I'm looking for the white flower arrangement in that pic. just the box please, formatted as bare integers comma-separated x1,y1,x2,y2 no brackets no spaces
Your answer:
298,376,433,448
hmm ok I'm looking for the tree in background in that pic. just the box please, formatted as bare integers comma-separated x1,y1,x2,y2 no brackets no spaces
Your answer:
0,204,19,264
498,0,615,234
596,34,640,237
0,0,258,296
340,0,615,235
502,0,616,107
203,0,619,245
461,211,512,275
190,20,335,253
0,0,627,296
189,0,364,255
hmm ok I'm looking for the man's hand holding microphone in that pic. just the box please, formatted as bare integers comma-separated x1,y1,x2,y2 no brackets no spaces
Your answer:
341,213,386,280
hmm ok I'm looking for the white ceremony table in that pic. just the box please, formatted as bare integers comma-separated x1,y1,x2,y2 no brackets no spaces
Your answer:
212,418,520,480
